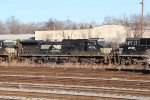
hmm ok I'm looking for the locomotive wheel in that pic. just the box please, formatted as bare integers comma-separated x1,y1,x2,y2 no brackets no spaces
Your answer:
77,58,96,65
38,60,43,64
69,57,78,63
0,57,4,62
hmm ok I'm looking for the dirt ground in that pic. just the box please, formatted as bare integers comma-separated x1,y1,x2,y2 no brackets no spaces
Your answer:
0,63,150,100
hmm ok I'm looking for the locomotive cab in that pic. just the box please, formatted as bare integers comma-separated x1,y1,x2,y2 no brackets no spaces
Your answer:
118,38,150,65
120,38,150,55
0,40,19,62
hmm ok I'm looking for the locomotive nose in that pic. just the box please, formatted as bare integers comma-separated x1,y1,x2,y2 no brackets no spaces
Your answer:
5,48,17,54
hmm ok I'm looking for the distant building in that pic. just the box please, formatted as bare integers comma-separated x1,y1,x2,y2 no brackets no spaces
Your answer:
0,25,149,42
35,25,131,43
142,27,150,38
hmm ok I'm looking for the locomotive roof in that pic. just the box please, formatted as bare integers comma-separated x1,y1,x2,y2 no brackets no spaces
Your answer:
40,40,61,45
62,39,88,41
20,40,40,45
20,40,62,45
89,38,104,40
126,38,140,41
126,38,150,41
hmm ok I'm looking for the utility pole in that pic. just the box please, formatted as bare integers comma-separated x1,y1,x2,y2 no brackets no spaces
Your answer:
140,0,144,38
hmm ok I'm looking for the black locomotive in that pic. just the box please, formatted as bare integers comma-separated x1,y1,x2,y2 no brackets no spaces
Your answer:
18,38,111,64
0,40,18,61
118,38,150,65
0,38,150,67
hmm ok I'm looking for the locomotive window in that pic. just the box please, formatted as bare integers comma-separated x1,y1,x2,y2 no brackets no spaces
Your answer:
140,39,146,46
126,40,138,46
134,41,138,45
127,41,133,45
148,39,150,45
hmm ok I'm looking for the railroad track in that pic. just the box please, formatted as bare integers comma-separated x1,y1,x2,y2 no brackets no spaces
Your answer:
0,75,150,90
0,82,149,99
0,66,149,79
0,66,150,100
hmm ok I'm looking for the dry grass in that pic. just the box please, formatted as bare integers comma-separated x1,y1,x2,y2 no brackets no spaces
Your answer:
0,61,148,70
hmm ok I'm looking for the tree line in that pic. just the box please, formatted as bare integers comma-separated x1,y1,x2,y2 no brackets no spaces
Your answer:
103,13,150,37
0,16,95,34
0,14,150,36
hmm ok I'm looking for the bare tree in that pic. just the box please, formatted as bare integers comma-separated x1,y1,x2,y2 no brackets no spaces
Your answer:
102,14,150,38
6,16,21,34
0,21,6,34
129,14,141,37
20,23,37,34
45,18,65,30
145,13,150,26
0,14,149,35
103,16,114,25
